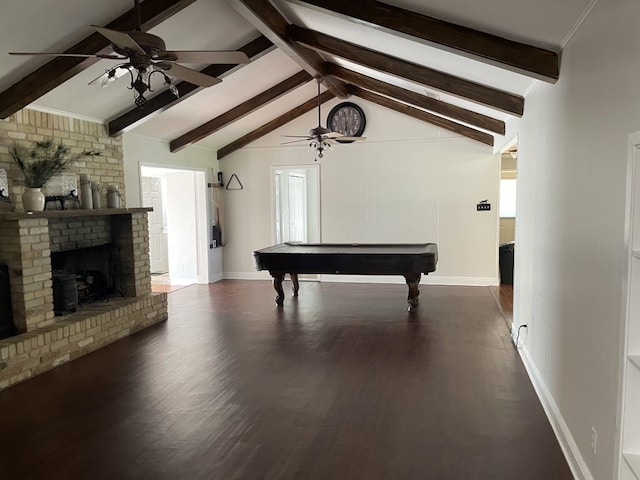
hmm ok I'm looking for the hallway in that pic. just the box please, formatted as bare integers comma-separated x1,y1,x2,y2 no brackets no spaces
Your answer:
0,281,571,479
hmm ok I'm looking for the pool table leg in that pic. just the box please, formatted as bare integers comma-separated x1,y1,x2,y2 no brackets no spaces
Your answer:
404,273,421,312
290,273,299,296
272,272,285,306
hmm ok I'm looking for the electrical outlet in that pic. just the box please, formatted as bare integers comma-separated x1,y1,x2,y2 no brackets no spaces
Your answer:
591,427,597,455
477,202,491,211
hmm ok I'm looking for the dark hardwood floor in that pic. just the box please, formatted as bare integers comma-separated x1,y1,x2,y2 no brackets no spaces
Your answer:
491,283,514,327
0,280,571,480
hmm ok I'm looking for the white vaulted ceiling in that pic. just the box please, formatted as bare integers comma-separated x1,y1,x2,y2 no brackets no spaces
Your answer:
0,0,595,154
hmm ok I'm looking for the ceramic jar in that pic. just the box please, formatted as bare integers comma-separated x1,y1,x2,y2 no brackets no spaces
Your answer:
106,185,121,208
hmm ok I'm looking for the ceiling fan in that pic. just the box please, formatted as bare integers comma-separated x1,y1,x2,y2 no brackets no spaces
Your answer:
9,0,250,107
282,79,365,160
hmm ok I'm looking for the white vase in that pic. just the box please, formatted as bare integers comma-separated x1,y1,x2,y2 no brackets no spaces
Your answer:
22,187,45,212
106,185,121,208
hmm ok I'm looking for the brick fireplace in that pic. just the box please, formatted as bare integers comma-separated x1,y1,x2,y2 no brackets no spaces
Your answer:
0,208,167,390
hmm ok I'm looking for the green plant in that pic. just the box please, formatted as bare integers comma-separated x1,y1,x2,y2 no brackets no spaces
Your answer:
10,139,98,188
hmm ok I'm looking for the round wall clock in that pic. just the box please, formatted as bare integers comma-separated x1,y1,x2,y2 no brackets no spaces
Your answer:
326,102,366,143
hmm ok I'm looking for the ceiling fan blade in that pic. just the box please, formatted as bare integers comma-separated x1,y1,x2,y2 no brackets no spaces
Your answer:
282,138,313,145
325,131,344,138
337,136,367,141
162,50,250,64
97,53,127,60
92,25,146,55
9,52,124,59
282,135,313,138
164,63,221,87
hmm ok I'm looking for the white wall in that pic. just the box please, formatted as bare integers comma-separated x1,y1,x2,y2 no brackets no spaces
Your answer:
514,0,640,478
122,134,224,281
220,98,500,284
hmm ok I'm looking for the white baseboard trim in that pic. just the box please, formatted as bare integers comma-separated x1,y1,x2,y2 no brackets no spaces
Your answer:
318,275,498,285
224,272,271,280
222,272,499,286
165,277,197,285
423,275,499,286
518,346,593,480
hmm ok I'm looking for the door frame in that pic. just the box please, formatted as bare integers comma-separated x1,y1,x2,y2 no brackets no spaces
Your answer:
139,163,210,284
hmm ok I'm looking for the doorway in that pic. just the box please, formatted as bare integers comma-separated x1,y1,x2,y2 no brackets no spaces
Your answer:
496,144,517,325
272,166,321,244
140,165,209,291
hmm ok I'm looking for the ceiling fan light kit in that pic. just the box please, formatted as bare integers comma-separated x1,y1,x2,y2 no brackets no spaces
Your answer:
100,62,180,108
309,128,332,159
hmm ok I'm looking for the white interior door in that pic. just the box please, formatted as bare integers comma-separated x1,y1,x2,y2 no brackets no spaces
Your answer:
142,176,169,274
288,172,307,242
274,170,309,243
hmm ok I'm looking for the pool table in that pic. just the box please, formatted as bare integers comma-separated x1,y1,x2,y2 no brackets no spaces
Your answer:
253,243,438,312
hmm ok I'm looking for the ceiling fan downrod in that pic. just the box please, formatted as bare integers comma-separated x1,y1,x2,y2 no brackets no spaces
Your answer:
317,80,321,127
134,0,142,31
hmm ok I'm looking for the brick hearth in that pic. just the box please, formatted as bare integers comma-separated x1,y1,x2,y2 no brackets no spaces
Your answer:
0,208,167,390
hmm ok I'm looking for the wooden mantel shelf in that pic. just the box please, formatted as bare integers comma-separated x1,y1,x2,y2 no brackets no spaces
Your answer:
0,207,152,220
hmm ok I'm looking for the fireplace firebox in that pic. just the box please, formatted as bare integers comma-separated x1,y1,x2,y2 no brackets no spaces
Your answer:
50,243,122,308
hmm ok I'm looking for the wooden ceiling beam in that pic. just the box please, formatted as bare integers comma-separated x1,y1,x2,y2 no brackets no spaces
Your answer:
289,25,524,116
170,70,312,152
291,0,559,82
108,35,274,137
0,0,199,119
326,64,505,135
227,0,349,98
217,90,335,159
351,87,494,146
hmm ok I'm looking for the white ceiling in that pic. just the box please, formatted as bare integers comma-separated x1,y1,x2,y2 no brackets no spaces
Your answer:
0,0,595,153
